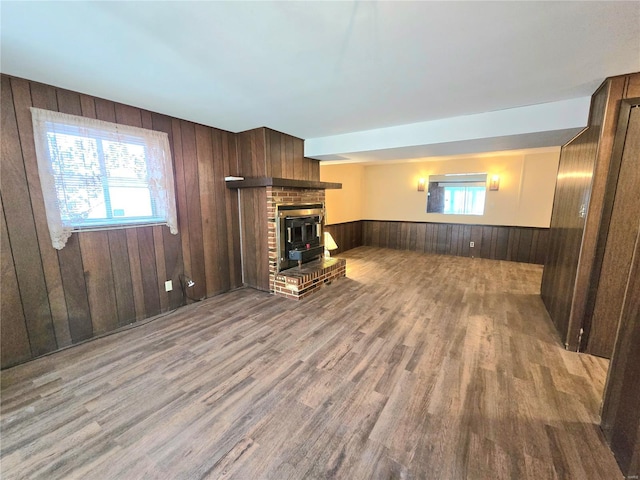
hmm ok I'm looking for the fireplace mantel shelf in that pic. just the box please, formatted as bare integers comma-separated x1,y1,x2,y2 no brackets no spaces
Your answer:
225,177,342,190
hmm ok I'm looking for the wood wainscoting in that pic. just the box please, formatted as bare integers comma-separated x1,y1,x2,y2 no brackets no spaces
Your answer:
324,221,364,255
361,220,548,265
0,75,243,369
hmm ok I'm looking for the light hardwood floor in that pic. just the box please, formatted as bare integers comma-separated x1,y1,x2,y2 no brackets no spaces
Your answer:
0,247,622,479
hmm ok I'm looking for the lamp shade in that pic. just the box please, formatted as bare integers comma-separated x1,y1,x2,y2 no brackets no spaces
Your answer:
324,231,338,251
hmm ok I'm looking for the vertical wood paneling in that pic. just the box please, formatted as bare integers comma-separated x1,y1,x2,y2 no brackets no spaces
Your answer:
436,224,448,254
601,225,640,479
541,73,639,353
540,114,603,346
534,229,549,265
58,234,93,343
1,76,56,356
10,77,72,348
238,128,312,182
310,157,320,181
282,135,294,179
292,136,304,180
267,129,282,178
517,228,533,264
470,225,482,257
480,226,492,258
151,112,184,309
399,222,409,250
415,223,426,253
79,232,118,335
238,188,269,290
171,119,192,287
495,227,509,261
107,230,136,326
461,226,471,257
0,196,32,367
586,103,640,358
210,129,232,294
181,121,206,300
388,222,399,250
324,221,364,255
358,220,547,264
195,124,217,297
238,128,266,177
573,78,628,337
0,74,241,368
224,132,242,290
369,221,379,247
408,223,417,251
152,226,169,312
137,226,161,316
126,229,146,320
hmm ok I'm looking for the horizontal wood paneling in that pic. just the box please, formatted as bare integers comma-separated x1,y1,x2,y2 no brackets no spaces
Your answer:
0,74,242,368
362,220,548,264
324,221,364,255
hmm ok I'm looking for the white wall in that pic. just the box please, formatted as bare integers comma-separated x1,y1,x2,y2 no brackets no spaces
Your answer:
320,149,560,228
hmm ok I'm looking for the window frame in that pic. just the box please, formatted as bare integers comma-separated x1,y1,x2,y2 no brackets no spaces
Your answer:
31,108,178,249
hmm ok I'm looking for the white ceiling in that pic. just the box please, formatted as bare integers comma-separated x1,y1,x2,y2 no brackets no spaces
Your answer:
2,1,639,163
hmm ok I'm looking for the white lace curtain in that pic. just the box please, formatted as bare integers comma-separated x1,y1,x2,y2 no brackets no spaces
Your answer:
30,108,178,249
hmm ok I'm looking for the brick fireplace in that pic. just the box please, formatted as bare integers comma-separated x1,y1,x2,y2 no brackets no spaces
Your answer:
227,176,344,298
228,127,344,298
267,186,324,276
266,186,346,299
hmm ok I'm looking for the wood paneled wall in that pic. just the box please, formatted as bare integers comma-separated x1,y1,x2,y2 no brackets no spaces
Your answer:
541,72,640,352
585,100,640,358
540,85,607,348
362,221,548,265
324,221,364,255
238,188,269,291
601,223,640,479
0,75,242,369
237,127,319,180
234,128,321,291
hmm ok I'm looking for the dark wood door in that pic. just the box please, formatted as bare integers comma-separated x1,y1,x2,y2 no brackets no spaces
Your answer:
585,100,640,358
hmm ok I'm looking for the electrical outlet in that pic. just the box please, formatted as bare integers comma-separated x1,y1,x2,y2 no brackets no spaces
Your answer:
165,280,173,292
470,241,475,248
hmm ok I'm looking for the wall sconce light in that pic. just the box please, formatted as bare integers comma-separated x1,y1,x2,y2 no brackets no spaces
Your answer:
489,175,500,191
417,178,426,192
324,231,339,258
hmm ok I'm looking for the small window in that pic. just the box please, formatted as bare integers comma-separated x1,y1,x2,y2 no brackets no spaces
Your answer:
426,173,487,215
31,108,178,249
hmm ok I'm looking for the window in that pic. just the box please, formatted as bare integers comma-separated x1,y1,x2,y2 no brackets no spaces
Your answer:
426,173,487,215
31,108,178,249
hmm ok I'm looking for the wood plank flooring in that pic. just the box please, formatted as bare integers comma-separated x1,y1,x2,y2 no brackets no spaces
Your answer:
0,247,622,479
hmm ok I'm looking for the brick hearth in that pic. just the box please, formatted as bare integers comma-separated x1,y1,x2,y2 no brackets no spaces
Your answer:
273,257,347,300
